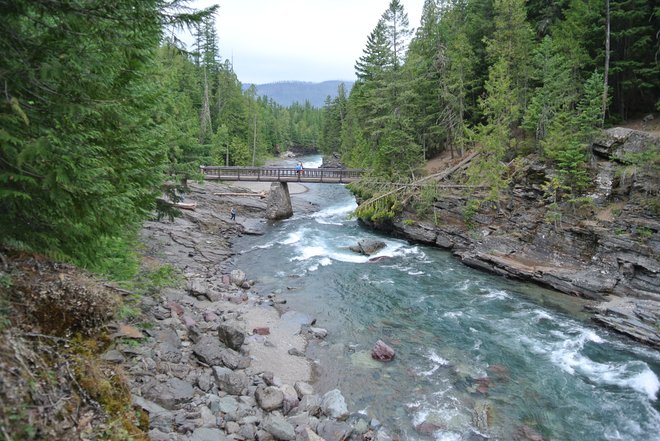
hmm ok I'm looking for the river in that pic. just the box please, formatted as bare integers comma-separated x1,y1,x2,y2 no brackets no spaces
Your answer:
233,155,660,441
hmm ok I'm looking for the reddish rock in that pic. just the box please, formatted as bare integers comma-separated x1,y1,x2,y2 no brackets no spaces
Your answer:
517,425,545,441
415,422,444,435
475,377,491,394
371,339,395,361
222,274,231,285
253,327,270,335
166,302,185,317
488,364,510,381
183,315,196,328
203,311,219,322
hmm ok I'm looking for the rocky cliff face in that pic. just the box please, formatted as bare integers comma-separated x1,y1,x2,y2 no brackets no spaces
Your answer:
363,128,659,347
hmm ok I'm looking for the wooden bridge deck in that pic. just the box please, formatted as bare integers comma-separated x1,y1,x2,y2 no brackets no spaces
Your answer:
199,166,363,184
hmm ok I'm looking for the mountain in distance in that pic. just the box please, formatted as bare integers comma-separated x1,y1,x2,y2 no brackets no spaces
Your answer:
243,80,354,108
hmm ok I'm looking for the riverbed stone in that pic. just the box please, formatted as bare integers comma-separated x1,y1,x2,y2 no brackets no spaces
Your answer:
142,378,194,410
317,419,352,441
132,395,174,432
280,383,299,415
213,366,248,395
300,427,325,441
349,239,386,256
262,413,296,440
294,381,314,398
320,389,349,420
230,269,246,287
189,427,228,441
220,347,251,370
371,339,395,361
217,322,245,351
298,394,321,416
209,395,239,416
255,386,284,411
192,335,225,366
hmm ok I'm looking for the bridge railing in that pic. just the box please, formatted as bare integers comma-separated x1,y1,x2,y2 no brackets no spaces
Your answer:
199,166,364,183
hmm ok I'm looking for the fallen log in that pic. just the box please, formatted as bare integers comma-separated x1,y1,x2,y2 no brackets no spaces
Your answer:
174,202,197,211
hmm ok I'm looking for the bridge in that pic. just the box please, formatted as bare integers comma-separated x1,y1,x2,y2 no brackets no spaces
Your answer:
199,166,364,184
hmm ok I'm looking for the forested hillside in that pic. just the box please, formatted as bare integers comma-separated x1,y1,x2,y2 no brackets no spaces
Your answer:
2,0,658,270
245,81,355,108
0,2,322,274
321,0,658,221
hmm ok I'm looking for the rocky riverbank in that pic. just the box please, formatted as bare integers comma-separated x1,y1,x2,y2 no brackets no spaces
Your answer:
131,181,392,440
360,128,660,348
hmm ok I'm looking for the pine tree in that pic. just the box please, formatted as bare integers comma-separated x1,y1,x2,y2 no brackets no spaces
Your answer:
0,0,215,270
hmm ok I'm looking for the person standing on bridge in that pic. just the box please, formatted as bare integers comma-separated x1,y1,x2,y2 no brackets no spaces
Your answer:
295,162,302,178
230,207,236,221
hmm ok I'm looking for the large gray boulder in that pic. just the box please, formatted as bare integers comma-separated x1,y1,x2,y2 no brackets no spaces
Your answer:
320,389,349,421
255,386,284,411
218,322,245,351
317,419,353,441
132,395,174,432
192,335,225,366
266,182,293,220
141,378,194,410
213,366,249,395
230,269,246,287
349,239,386,256
189,428,228,441
262,414,296,441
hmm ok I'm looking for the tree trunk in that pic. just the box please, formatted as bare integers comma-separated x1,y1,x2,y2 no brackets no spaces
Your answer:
601,0,610,127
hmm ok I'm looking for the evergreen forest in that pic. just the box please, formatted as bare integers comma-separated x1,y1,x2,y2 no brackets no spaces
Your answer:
0,0,322,275
1,0,658,273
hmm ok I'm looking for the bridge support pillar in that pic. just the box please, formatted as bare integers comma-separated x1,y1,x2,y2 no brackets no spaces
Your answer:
265,182,293,220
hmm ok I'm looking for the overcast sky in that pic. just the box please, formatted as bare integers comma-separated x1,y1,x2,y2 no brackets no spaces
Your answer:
185,0,424,85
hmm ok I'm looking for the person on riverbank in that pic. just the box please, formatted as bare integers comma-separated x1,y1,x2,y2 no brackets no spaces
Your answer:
230,207,236,221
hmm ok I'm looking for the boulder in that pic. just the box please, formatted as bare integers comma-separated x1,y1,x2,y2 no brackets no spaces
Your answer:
209,395,239,418
255,386,284,411
262,414,296,441
220,347,251,370
132,395,174,432
189,428,228,441
299,394,322,416
230,269,246,287
320,389,349,420
280,384,299,415
350,239,386,256
371,340,395,361
294,381,314,398
317,420,353,441
300,427,326,441
192,335,225,366
142,378,194,410
266,182,293,220
218,322,245,350
213,366,248,395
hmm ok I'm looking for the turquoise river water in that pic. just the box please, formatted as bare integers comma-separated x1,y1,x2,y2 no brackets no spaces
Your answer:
233,156,660,441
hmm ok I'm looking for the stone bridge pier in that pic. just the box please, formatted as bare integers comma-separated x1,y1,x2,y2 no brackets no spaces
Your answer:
265,182,293,220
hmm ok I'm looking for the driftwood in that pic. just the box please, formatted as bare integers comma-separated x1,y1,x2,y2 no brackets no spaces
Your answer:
174,202,197,211
357,151,479,211
213,192,267,199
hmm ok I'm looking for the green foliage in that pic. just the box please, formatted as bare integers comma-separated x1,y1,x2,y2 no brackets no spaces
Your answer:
463,199,481,229
0,1,214,269
414,183,439,217
636,226,653,240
